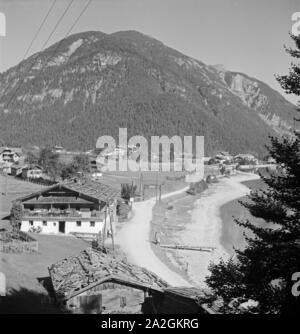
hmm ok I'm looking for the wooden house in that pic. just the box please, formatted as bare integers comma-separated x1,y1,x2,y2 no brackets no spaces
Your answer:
0,148,21,164
48,248,169,314
160,287,216,314
21,165,43,179
48,248,218,314
10,164,25,177
16,178,120,236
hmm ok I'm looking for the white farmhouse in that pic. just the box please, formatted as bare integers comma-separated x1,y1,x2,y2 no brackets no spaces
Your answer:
16,178,120,236
0,148,21,164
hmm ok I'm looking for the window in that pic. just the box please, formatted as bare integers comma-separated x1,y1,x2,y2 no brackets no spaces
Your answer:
43,221,47,226
90,221,95,227
29,221,33,226
76,221,81,227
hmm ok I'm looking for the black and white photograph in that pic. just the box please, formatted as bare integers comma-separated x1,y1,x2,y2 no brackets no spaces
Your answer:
0,0,299,316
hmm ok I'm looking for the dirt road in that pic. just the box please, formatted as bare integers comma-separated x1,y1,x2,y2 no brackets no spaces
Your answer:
115,186,191,287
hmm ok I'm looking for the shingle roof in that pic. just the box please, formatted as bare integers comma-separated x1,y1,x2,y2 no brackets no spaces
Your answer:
164,287,209,300
18,178,121,204
62,178,120,203
49,248,169,301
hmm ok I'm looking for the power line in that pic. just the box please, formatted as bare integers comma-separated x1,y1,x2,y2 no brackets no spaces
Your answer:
65,0,93,37
33,0,94,71
22,0,58,60
40,0,75,51
3,0,76,110
0,0,57,102
38,0,94,71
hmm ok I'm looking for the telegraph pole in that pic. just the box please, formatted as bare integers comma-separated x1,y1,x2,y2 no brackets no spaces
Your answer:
109,203,115,251
102,206,107,248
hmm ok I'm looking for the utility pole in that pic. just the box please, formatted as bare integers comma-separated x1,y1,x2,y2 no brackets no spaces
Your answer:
109,203,115,252
102,206,107,248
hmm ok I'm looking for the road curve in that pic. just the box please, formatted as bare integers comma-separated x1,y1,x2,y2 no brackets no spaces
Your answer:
115,186,191,287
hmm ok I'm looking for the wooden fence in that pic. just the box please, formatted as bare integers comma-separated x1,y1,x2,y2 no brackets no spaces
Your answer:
0,230,38,253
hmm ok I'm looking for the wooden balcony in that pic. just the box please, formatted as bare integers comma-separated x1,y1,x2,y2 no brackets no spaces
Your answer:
22,209,106,221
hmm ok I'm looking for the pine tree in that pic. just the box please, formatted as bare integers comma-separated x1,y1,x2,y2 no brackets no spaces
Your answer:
38,147,60,181
10,201,23,232
205,34,300,314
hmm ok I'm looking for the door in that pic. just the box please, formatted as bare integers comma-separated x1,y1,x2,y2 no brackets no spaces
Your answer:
59,221,65,233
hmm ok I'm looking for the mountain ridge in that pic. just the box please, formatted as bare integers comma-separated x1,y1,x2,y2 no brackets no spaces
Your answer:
0,30,297,157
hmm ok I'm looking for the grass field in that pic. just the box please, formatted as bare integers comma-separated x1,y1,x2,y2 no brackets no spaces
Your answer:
102,170,187,199
0,233,88,313
0,172,187,313
0,175,88,313
0,175,44,222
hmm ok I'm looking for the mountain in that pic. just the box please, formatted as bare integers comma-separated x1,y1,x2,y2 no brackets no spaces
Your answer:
0,30,297,157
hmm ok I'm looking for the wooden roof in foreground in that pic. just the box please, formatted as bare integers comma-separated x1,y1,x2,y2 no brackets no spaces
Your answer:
164,287,209,300
17,178,121,204
49,248,169,301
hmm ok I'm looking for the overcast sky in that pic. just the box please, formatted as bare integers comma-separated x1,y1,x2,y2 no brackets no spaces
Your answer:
0,0,299,103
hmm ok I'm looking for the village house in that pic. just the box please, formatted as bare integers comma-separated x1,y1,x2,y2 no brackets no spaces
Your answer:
0,147,21,164
48,248,217,314
16,178,120,236
48,248,168,314
10,164,24,177
21,165,43,179
1,162,13,175
53,146,65,153
9,164,44,179
91,171,103,180
234,153,258,165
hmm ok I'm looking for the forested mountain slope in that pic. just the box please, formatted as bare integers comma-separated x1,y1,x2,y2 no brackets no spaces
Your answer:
0,30,297,157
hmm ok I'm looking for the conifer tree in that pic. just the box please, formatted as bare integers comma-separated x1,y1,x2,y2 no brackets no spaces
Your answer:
206,34,300,314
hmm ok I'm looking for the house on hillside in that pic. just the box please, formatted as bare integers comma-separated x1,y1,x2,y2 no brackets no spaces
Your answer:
215,151,233,163
21,165,43,179
53,146,65,153
10,164,25,177
91,171,103,180
9,164,44,178
16,178,120,236
90,159,97,171
48,248,169,314
0,148,21,164
234,154,258,165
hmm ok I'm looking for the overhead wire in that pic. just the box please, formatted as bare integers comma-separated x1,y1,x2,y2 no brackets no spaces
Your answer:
22,0,58,60
3,0,77,109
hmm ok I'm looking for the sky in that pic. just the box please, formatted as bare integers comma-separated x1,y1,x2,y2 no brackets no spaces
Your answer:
0,0,299,103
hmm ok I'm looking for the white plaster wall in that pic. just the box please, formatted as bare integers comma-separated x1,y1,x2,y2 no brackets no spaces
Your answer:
21,220,59,234
21,219,105,234
64,221,105,234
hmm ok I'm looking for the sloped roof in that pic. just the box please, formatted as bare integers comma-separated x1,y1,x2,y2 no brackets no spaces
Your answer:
62,178,120,203
49,248,169,301
18,178,120,204
0,147,22,156
164,287,209,300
